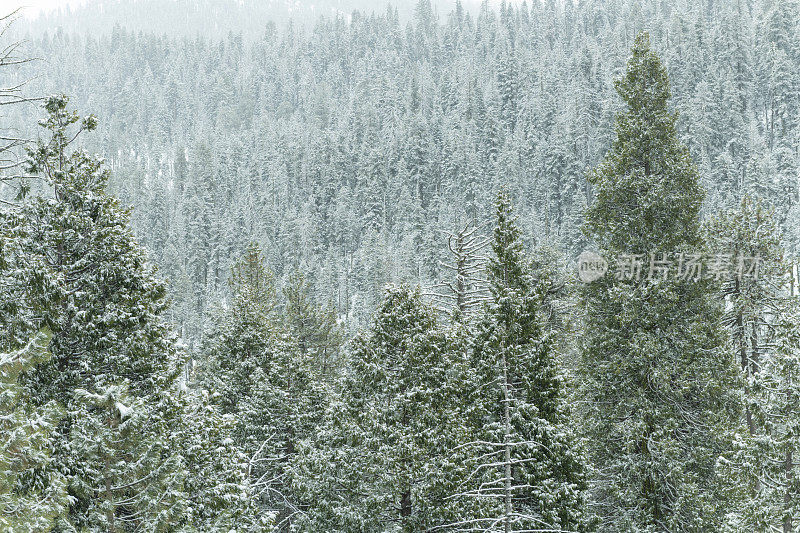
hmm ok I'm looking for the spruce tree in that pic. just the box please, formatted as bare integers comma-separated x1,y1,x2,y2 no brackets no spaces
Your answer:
579,32,741,531
293,285,468,531
0,330,69,532
69,384,187,532
200,243,325,528
456,191,588,532
16,96,256,531
282,270,342,383
710,198,800,532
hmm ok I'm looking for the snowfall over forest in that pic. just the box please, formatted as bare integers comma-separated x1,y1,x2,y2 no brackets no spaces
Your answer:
2,0,800,531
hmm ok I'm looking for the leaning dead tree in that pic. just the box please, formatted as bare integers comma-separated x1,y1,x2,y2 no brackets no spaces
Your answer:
426,221,491,321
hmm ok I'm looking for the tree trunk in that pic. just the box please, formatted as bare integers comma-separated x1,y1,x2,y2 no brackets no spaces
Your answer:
503,346,512,533
400,490,412,519
784,447,793,533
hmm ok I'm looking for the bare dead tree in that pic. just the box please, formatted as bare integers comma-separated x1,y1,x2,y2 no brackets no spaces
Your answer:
425,221,491,321
0,9,42,192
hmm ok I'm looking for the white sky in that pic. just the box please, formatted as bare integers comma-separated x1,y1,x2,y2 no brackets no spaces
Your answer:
6,0,525,19
7,0,89,18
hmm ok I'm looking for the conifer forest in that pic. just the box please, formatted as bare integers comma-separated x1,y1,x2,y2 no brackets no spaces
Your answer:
3,0,800,531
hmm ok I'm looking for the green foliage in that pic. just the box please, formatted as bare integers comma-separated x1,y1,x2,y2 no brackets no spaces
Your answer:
69,384,187,532
175,390,265,532
294,285,468,531
585,33,704,253
22,95,180,404
201,244,325,528
0,330,69,532
282,270,342,382
7,95,254,531
579,33,741,531
456,191,589,532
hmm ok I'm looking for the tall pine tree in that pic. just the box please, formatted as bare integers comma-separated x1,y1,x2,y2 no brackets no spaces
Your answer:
17,95,258,531
293,285,468,531
455,191,588,532
579,32,741,531
200,243,325,529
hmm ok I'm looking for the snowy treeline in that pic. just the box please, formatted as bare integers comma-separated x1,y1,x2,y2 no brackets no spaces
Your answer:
4,0,800,339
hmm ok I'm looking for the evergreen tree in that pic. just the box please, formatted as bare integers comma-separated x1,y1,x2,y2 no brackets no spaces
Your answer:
710,198,800,532
69,384,187,532
0,330,69,532
293,285,467,531
169,389,265,532
16,95,252,531
579,33,741,531
22,95,178,404
455,191,588,532
282,270,342,383
200,243,325,528
17,96,190,530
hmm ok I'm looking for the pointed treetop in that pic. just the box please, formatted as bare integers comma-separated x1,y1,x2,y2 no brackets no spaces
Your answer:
614,32,671,115
489,189,527,293
229,243,276,317
585,31,704,253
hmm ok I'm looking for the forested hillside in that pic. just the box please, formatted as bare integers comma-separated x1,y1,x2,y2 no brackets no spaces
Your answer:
3,1,800,530
5,0,799,341
20,0,500,37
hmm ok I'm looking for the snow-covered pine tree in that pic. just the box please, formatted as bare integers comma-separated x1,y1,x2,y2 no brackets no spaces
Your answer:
293,285,469,531
579,32,741,531
454,190,588,532
200,243,325,529
200,242,278,414
69,384,187,531
21,94,178,406
0,329,69,532
16,96,191,529
282,269,342,383
710,198,800,532
174,389,265,531
17,95,252,531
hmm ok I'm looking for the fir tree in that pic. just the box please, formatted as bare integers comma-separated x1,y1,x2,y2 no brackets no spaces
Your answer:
579,32,741,531
710,198,800,532
200,243,325,528
22,95,178,405
455,191,588,532
69,384,187,532
282,270,342,383
293,285,468,531
0,330,69,532
17,95,192,530
17,95,251,531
